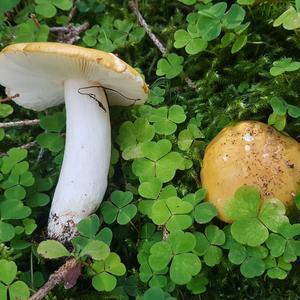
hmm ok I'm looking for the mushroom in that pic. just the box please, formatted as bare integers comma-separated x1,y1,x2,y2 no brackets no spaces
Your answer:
200,121,300,223
0,42,149,242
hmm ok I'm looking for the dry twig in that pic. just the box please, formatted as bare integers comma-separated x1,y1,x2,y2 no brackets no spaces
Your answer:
29,258,81,300
50,22,90,44
128,0,197,90
0,119,40,128
128,0,166,54
30,12,89,45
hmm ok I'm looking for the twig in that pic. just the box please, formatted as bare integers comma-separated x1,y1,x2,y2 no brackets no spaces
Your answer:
0,93,19,103
19,141,37,150
0,141,37,157
30,14,40,28
128,0,166,54
29,258,81,300
50,22,90,44
162,226,169,240
128,0,197,90
68,6,77,22
0,119,40,128
184,77,197,89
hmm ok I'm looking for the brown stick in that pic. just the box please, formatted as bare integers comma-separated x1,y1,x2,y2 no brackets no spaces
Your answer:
162,226,169,240
128,0,166,54
128,0,197,90
19,141,37,150
0,119,40,128
29,258,80,300
30,14,40,28
50,22,90,44
68,6,77,22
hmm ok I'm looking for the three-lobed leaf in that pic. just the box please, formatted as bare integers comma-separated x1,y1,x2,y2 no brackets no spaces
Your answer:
37,240,70,259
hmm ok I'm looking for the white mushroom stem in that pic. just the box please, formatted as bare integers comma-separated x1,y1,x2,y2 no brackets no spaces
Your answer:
48,78,111,242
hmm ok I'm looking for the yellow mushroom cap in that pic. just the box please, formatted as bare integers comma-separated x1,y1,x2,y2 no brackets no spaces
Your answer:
200,121,300,223
0,42,149,111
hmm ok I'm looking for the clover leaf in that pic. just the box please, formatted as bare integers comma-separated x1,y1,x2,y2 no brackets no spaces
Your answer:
222,4,246,30
269,96,287,116
174,29,207,55
183,189,217,224
40,112,66,133
140,223,163,244
132,140,190,183
265,256,292,280
148,87,165,106
37,240,70,259
79,240,110,261
140,287,176,300
237,0,255,4
91,253,126,292
139,253,169,289
178,124,204,151
178,0,196,5
196,2,227,41
1,200,31,220
274,6,300,30
148,105,186,135
268,112,286,131
287,104,300,118
0,259,30,300
138,182,175,218
1,148,28,175
138,178,162,200
224,186,289,247
186,273,209,295
227,233,268,279
270,58,300,76
0,104,13,118
74,214,112,249
101,191,137,225
231,33,247,54
156,54,184,79
259,199,289,233
170,253,200,285
35,0,72,18
266,223,300,263
113,19,145,46
149,231,201,285
37,132,64,153
14,20,49,43
224,186,260,220
83,19,145,52
194,225,225,266
0,217,16,242
77,214,100,238
116,117,155,160
0,0,21,13
151,196,193,231
240,256,265,278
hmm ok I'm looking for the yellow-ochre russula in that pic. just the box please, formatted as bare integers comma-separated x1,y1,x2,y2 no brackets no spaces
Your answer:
0,42,149,242
201,121,300,223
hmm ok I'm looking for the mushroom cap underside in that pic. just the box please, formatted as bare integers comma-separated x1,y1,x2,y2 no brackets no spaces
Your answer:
200,121,300,223
0,42,149,111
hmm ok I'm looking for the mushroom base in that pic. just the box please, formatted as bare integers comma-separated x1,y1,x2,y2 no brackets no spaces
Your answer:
48,79,111,242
